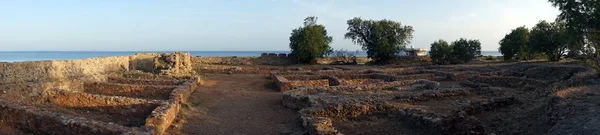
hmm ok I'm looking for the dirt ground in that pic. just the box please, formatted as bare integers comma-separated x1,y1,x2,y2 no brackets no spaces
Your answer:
0,125,31,135
167,74,303,135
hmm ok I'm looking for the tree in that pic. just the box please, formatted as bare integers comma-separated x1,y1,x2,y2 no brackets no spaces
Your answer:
499,26,531,60
529,20,569,61
429,38,481,64
452,38,482,63
344,17,414,63
429,40,454,65
289,16,333,64
549,0,600,55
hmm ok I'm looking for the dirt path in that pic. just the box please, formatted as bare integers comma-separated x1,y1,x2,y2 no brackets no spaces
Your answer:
168,74,302,135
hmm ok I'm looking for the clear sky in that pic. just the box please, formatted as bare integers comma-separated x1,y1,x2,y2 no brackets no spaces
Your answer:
0,0,559,51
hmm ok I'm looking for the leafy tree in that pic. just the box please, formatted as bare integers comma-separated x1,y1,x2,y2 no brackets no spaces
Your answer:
344,17,414,63
289,16,333,64
499,26,532,60
452,38,482,63
549,0,600,55
529,20,569,61
565,33,585,57
429,38,481,64
429,40,454,65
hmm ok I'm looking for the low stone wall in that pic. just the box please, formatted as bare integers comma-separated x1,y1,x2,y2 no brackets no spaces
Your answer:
169,78,200,104
196,64,284,74
84,82,176,100
192,55,294,65
122,71,180,79
0,53,183,103
44,89,161,119
392,88,472,102
147,77,199,135
282,79,440,110
338,79,385,85
107,77,185,86
275,75,334,92
287,86,504,135
36,76,199,135
394,74,436,81
273,71,441,92
0,99,149,135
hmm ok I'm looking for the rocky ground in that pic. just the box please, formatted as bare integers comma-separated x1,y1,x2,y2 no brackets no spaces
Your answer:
2,61,598,135
163,62,600,135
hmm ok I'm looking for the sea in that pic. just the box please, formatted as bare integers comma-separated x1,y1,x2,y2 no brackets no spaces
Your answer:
0,51,502,62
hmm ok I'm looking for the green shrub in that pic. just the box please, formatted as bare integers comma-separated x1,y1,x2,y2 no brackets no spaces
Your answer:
344,17,414,64
429,38,481,64
289,16,333,64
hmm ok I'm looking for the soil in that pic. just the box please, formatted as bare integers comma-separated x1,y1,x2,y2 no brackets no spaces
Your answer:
332,115,442,135
167,74,302,135
42,106,148,127
0,125,32,135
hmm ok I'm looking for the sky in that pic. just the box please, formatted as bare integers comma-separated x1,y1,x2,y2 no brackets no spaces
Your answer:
0,0,559,51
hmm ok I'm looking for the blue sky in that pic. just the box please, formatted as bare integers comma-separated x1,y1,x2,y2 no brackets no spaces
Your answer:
0,0,558,51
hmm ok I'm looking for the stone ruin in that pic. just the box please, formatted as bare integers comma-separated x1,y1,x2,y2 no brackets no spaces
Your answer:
0,72,200,135
153,52,193,76
271,63,590,135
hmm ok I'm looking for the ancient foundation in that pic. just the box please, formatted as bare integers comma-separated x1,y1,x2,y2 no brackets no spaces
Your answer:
272,63,572,135
0,52,200,135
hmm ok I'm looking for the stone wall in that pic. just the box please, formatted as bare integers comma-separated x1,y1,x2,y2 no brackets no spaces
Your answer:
0,56,129,85
0,99,149,135
192,54,294,65
0,52,184,102
84,82,177,100
43,89,161,119
154,52,194,76
129,53,160,72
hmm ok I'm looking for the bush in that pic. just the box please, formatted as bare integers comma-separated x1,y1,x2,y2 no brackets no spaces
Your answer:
344,17,414,64
429,38,482,65
429,40,454,65
289,16,333,64
499,26,531,61
529,20,568,61
452,38,481,63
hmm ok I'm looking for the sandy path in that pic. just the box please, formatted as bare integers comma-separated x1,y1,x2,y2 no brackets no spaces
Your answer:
169,74,301,135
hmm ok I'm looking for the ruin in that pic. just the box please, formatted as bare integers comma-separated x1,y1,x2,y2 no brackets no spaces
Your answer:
0,52,598,134
0,52,200,135
271,63,595,135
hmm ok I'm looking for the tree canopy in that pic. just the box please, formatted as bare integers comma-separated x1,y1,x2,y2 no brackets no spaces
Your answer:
529,20,569,61
289,16,333,64
429,40,453,65
344,17,414,63
499,26,532,60
549,0,600,56
452,38,482,63
429,38,481,65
